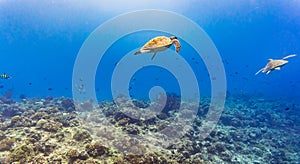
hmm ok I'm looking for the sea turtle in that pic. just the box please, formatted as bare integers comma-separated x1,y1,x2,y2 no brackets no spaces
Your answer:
255,54,297,75
134,36,181,60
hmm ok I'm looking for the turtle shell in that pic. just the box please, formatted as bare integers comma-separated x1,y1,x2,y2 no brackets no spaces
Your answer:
141,36,173,50
267,60,288,69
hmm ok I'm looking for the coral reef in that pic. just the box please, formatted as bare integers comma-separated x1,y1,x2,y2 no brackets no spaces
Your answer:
73,128,92,142
85,142,109,157
160,93,181,115
60,98,75,112
9,144,35,162
0,137,16,151
36,119,62,132
0,95,298,163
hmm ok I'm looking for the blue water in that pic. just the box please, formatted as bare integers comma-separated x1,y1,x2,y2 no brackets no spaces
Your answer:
0,1,299,101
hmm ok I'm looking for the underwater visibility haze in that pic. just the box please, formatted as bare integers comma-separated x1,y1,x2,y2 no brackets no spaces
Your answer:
0,0,299,163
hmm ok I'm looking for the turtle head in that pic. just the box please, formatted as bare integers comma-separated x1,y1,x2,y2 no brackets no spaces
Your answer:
170,36,178,40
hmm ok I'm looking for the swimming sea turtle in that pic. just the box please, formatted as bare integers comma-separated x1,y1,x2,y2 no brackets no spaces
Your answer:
134,36,181,60
255,54,297,75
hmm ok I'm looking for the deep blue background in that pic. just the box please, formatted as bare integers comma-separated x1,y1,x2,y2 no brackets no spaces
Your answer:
0,0,299,103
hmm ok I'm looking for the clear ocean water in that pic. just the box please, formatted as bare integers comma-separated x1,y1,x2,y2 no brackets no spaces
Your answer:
1,1,300,101
0,0,299,163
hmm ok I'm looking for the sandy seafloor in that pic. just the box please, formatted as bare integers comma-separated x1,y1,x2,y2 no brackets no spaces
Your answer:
0,94,299,164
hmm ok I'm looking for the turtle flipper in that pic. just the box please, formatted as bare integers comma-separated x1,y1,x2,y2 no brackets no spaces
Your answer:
255,68,264,75
282,54,296,60
134,50,141,55
134,49,151,55
151,52,157,60
173,39,181,53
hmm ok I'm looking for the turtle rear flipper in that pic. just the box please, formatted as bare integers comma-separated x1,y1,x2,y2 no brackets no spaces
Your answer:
134,49,151,55
255,68,264,75
151,52,157,60
134,50,141,55
282,54,296,60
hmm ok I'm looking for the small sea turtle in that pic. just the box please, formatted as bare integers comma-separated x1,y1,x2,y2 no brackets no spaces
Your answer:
255,54,297,75
134,36,181,60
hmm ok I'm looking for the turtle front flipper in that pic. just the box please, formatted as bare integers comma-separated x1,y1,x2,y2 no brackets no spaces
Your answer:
173,39,181,53
151,52,157,60
282,54,296,60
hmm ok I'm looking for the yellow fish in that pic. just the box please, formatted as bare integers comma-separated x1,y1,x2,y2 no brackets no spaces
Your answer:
0,73,11,79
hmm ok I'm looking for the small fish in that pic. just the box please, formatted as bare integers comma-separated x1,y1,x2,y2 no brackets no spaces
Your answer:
0,73,11,79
